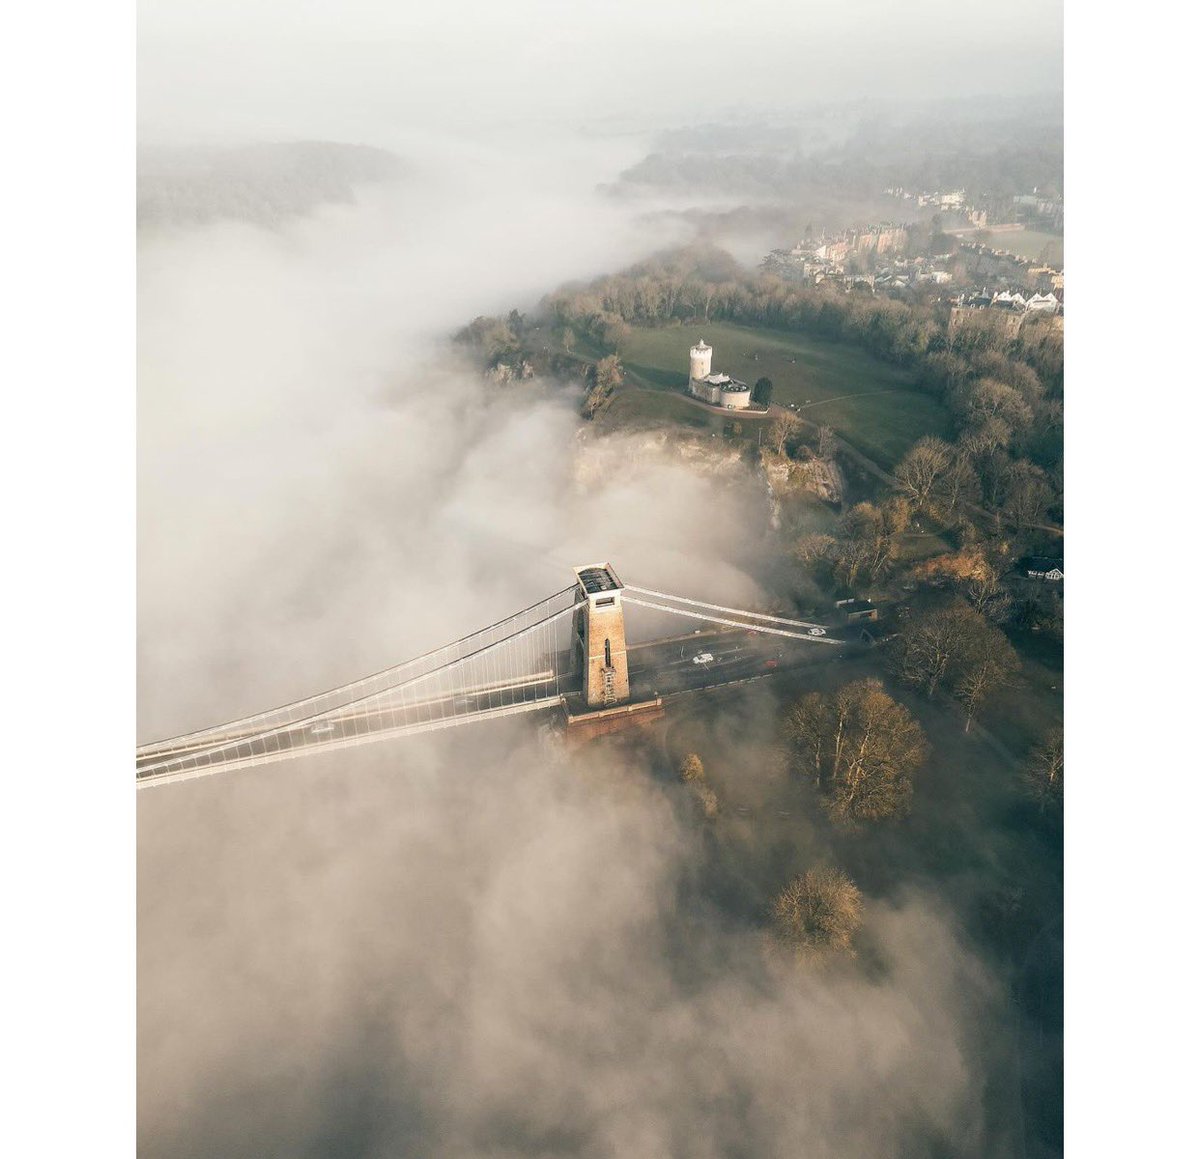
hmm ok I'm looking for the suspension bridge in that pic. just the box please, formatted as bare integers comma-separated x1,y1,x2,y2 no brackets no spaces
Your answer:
136,565,846,789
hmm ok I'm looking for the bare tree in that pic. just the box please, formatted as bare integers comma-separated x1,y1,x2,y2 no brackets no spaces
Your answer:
1000,459,1053,528
893,603,1021,728
771,867,864,959
594,353,623,391
938,450,982,520
892,603,977,697
679,753,705,784
1023,727,1064,811
792,533,836,566
954,641,1020,732
581,354,623,418
816,424,836,459
961,560,1013,624
893,436,953,512
786,679,927,824
695,783,720,819
831,499,911,588
957,378,1034,434
769,411,802,456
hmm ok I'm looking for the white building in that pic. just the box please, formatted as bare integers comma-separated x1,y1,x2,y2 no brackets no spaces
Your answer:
687,340,751,409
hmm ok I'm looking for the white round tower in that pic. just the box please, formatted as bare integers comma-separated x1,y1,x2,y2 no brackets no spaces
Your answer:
689,339,712,383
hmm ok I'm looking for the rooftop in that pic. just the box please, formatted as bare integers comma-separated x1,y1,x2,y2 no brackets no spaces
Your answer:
574,564,623,595
836,599,876,612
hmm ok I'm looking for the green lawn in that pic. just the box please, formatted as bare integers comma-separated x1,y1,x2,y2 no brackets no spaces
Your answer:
601,388,720,432
616,321,954,470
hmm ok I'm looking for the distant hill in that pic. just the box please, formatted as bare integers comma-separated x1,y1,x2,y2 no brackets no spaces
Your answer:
611,95,1063,204
137,140,407,228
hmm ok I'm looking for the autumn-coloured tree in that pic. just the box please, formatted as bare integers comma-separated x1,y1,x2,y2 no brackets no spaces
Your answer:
678,753,718,817
771,867,864,959
786,678,927,824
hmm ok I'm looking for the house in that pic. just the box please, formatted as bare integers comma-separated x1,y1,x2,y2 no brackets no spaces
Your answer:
1018,556,1064,582
992,289,1028,311
836,598,879,623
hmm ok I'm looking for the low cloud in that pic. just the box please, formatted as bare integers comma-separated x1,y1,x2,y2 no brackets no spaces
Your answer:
138,131,1003,1156
139,733,996,1158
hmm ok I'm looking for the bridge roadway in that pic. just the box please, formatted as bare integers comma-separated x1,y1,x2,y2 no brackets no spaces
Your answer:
135,669,580,778
136,625,858,783
627,626,855,699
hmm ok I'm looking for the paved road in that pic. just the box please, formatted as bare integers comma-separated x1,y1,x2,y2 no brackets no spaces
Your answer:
630,626,853,700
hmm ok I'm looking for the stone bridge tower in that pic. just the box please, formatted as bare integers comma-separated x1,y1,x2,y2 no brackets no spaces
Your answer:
573,564,631,709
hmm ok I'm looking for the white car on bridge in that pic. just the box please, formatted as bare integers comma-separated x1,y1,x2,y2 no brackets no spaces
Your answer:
692,652,715,665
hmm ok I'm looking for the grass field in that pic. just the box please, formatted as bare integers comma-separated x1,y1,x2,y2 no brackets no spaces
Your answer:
601,388,722,432
615,321,954,470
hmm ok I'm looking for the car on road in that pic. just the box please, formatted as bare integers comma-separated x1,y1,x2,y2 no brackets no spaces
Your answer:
692,652,714,665
311,723,336,736
807,627,826,636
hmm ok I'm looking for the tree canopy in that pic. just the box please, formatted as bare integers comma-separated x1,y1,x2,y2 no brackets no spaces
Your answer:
1023,726,1064,811
891,603,1021,728
786,678,927,824
679,753,705,784
771,867,864,960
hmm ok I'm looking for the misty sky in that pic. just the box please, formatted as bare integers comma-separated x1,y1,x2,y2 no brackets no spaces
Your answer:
139,0,1063,144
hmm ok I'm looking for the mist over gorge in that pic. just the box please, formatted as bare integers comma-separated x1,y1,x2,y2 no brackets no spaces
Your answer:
136,0,1066,1142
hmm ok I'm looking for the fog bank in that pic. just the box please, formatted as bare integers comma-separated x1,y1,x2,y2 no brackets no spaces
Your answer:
138,122,1006,1155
